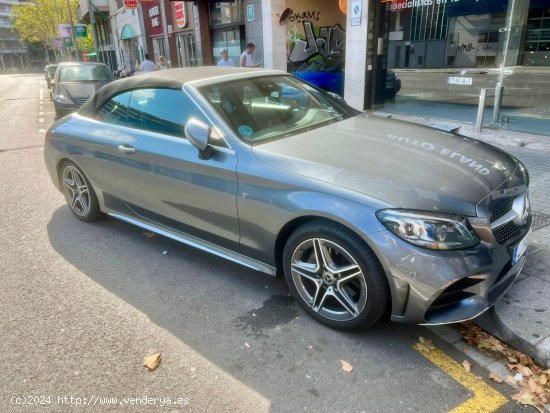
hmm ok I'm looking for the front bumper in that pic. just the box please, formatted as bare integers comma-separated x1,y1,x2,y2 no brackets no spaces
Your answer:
364,218,531,325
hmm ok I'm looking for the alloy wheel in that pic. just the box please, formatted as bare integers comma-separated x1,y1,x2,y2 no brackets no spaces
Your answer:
290,238,367,322
62,166,90,217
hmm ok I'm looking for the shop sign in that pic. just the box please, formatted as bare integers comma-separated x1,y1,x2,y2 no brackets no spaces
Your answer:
74,24,87,38
448,76,473,85
149,5,161,28
351,0,361,26
58,24,72,38
247,4,254,21
124,0,137,9
175,2,186,28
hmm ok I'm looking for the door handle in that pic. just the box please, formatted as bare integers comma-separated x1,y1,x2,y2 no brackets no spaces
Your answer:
117,144,135,154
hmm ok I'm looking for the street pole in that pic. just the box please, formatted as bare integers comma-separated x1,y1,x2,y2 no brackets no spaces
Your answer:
66,0,80,61
159,0,170,67
493,0,518,124
87,0,100,62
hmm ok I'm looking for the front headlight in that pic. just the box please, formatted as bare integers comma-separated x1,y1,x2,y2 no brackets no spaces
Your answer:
54,94,73,104
376,209,479,250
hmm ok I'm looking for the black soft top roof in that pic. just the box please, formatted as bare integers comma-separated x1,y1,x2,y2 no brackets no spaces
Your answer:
78,66,265,117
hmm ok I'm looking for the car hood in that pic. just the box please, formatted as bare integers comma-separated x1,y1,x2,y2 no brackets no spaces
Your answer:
58,82,110,100
251,114,517,216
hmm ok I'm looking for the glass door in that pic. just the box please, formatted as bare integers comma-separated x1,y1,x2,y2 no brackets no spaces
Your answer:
211,26,245,66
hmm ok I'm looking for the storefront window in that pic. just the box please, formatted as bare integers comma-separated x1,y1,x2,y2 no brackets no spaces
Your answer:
209,1,244,27
211,27,245,65
382,0,550,136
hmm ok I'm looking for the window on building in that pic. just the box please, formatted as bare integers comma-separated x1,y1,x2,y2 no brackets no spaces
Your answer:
209,0,244,26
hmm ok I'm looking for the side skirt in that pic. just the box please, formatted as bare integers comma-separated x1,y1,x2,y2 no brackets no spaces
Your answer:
108,212,277,276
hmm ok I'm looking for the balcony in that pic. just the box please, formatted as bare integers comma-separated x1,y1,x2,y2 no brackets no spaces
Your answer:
78,0,109,23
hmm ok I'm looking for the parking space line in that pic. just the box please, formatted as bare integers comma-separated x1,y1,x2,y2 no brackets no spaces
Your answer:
414,345,508,413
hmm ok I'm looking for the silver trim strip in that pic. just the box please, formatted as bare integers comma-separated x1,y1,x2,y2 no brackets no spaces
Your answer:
490,209,517,229
108,212,277,276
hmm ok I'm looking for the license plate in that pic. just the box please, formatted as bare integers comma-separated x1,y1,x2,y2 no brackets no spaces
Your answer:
448,76,473,85
512,233,529,265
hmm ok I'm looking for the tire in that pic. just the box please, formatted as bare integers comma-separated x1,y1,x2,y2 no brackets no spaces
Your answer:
59,161,102,222
283,220,389,331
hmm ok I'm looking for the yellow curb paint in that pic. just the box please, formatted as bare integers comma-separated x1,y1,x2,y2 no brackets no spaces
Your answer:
414,344,508,413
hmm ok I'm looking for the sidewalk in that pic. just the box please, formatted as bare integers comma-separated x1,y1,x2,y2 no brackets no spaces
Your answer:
374,111,550,368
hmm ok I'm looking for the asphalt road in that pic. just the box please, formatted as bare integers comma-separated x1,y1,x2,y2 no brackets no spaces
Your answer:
0,74,524,413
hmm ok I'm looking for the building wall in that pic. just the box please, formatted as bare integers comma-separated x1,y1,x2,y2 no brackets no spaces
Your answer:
244,0,263,66
285,0,347,69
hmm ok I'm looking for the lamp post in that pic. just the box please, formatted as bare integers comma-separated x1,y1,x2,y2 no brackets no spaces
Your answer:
66,0,80,61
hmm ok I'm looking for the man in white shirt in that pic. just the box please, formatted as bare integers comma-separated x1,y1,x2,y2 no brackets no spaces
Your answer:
140,54,157,72
217,49,235,67
240,43,259,67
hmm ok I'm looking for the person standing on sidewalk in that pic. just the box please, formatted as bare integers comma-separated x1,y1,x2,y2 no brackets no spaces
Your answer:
240,43,259,68
140,54,157,72
158,56,167,70
217,49,235,67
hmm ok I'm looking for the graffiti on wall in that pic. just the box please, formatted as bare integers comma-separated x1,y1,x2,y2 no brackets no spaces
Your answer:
288,10,320,23
287,21,346,63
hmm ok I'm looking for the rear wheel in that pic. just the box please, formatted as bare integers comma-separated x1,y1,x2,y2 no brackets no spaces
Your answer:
283,220,389,331
60,161,101,222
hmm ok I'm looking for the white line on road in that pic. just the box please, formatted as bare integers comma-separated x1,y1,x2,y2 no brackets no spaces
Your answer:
38,118,44,124
38,129,46,133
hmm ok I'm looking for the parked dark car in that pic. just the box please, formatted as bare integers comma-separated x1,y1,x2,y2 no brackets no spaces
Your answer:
52,62,115,119
44,64,58,89
45,67,531,331
292,56,401,98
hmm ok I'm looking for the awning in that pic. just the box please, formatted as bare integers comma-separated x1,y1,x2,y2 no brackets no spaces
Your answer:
120,24,137,40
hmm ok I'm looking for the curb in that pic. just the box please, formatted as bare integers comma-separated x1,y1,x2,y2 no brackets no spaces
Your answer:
426,325,550,412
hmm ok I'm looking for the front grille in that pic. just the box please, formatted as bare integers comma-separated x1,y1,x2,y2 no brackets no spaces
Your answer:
493,221,522,244
489,194,530,245
73,97,88,106
425,277,484,321
490,199,513,224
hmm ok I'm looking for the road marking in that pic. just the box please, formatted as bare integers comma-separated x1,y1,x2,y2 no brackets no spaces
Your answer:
39,111,44,115
38,118,44,124
38,129,46,133
39,89,43,101
414,345,508,413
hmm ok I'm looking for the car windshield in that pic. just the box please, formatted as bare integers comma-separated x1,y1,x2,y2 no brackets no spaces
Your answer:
199,75,358,144
59,65,113,82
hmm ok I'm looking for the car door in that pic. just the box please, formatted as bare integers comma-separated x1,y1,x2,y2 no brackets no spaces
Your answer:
106,88,240,250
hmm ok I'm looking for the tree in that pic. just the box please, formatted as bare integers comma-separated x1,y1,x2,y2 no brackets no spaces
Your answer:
12,0,80,60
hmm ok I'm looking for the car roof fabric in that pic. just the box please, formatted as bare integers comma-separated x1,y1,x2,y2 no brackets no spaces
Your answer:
78,67,265,117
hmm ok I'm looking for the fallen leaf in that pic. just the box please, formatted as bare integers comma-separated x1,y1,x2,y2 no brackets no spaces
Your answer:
143,353,161,371
419,336,436,350
461,360,471,373
511,389,544,413
340,360,353,372
508,363,534,377
142,231,156,238
489,372,503,383
527,378,546,396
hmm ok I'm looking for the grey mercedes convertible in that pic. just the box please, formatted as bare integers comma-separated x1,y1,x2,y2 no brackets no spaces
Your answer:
44,67,531,331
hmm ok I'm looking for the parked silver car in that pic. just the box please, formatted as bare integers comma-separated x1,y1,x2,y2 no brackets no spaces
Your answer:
44,67,531,330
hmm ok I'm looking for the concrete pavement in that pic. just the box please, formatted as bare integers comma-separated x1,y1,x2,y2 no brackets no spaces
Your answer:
374,110,550,369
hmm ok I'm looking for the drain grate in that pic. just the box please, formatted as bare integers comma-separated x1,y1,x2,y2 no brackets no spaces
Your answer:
532,211,550,231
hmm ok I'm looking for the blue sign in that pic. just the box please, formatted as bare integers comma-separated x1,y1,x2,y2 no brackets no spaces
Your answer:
247,4,254,22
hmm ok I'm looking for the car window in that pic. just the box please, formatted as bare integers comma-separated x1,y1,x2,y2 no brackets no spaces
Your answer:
199,75,358,144
96,92,131,126
59,65,113,82
126,88,208,139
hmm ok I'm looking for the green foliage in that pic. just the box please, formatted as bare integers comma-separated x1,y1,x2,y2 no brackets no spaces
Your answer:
76,25,94,52
12,0,79,48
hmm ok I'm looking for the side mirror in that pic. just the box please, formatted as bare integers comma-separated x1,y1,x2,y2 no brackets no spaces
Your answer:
185,119,213,160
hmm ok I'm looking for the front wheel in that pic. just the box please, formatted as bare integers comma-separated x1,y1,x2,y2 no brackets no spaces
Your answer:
283,221,389,331
60,161,101,222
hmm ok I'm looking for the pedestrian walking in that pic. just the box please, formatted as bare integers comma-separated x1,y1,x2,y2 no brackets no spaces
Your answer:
240,43,259,67
217,49,235,67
